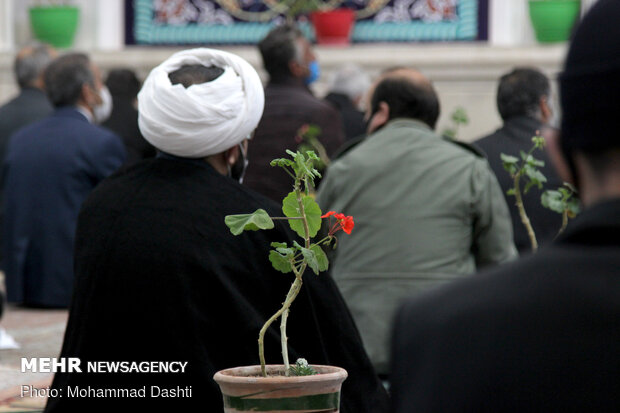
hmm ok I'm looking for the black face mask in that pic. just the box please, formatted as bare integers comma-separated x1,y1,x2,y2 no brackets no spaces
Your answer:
229,143,249,184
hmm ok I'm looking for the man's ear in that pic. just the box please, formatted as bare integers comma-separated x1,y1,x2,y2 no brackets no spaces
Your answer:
367,101,390,134
545,127,573,185
288,60,305,78
225,144,240,166
80,83,99,108
540,96,552,124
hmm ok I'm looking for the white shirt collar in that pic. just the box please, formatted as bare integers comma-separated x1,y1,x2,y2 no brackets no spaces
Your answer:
75,105,94,123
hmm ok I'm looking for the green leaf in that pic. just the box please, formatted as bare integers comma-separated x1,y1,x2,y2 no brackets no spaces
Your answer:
443,128,456,139
506,188,516,196
300,247,319,275
541,190,564,214
225,209,274,235
270,158,294,169
532,136,546,149
305,124,322,137
310,245,329,273
526,156,545,168
282,192,322,238
524,166,547,186
269,250,293,273
451,107,469,125
500,153,519,164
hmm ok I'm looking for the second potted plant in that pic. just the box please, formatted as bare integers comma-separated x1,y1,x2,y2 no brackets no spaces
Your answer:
213,149,355,412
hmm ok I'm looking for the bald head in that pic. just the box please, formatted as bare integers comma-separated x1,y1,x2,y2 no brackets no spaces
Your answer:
367,67,440,132
14,43,57,90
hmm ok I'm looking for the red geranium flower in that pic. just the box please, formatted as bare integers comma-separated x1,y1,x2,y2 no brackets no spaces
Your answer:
322,210,354,236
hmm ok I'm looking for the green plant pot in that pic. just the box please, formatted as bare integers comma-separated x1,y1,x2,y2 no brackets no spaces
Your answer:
29,6,80,48
528,0,580,43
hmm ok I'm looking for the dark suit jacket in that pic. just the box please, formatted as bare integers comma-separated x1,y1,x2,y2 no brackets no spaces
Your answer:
3,107,126,307
0,88,53,262
244,79,344,202
45,157,389,412
474,117,564,253
102,98,155,166
324,92,366,141
0,88,53,166
391,198,620,412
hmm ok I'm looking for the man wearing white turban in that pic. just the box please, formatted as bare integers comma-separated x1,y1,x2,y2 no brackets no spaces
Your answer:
45,48,389,413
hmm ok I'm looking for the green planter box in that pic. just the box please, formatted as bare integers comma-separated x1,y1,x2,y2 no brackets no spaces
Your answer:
29,6,79,48
529,0,580,43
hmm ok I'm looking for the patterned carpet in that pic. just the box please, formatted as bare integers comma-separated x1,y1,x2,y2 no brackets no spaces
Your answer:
0,305,69,412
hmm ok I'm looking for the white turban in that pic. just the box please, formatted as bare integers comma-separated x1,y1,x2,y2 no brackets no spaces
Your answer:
138,48,264,158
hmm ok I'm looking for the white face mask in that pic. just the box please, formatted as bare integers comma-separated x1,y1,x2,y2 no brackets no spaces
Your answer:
93,85,113,124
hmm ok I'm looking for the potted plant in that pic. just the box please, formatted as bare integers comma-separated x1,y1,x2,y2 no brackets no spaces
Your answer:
283,0,356,45
528,0,580,43
29,0,80,48
213,149,354,412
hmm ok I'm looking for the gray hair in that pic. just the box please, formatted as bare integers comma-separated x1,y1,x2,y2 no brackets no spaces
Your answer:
13,43,55,89
44,53,94,108
328,64,371,101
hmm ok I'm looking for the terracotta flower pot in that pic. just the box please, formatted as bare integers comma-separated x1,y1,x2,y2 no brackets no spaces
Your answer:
213,364,348,412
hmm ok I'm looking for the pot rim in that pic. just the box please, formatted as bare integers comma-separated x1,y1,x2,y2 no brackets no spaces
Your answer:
213,364,348,385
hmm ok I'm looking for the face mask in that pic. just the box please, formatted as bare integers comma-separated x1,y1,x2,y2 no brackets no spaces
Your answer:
304,61,320,86
228,142,249,184
93,85,113,124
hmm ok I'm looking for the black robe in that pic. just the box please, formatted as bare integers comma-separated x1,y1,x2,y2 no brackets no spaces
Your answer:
45,157,389,412
391,198,620,412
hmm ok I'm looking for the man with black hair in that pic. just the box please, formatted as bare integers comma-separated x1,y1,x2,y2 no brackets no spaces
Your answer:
3,53,125,308
391,1,620,410
244,24,344,202
475,67,563,252
45,48,389,412
317,68,516,378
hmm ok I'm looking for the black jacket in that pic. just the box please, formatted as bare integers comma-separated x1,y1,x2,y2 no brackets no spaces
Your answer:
391,198,620,412
474,117,564,253
244,79,344,202
102,98,155,166
45,157,389,412
324,92,366,141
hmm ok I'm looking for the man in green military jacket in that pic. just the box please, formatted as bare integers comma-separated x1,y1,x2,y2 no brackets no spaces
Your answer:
316,69,517,378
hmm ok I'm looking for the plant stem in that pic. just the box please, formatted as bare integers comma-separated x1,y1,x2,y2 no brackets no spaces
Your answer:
257,176,311,377
258,274,303,377
513,172,538,252
559,209,569,236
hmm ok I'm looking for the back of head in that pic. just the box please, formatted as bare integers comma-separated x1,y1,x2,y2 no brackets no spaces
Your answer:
560,0,620,156
14,43,56,89
44,53,93,108
328,64,371,102
167,64,225,88
497,67,550,121
371,71,440,129
138,48,264,158
105,69,142,100
258,24,303,81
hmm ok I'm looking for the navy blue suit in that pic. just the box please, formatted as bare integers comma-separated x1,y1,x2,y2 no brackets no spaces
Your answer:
3,107,126,307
